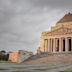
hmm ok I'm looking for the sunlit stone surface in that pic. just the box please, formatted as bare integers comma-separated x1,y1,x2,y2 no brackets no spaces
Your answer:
8,50,33,63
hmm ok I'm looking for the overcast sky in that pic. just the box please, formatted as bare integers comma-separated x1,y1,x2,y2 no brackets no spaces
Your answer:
0,0,72,53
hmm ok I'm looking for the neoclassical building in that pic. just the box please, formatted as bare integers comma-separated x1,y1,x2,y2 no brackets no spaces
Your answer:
39,13,72,53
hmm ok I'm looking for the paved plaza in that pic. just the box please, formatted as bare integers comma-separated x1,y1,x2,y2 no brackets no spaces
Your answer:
0,62,72,72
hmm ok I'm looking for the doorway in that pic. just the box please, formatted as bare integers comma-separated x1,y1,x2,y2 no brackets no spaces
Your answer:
57,39,59,52
68,38,71,51
63,39,65,51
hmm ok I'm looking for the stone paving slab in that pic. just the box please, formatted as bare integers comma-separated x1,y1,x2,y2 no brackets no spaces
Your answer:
0,63,72,72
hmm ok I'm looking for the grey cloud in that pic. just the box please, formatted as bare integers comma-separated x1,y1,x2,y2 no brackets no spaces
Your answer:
0,0,72,52
30,0,72,9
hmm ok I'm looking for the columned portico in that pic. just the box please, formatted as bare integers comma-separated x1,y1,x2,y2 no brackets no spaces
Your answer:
43,37,72,53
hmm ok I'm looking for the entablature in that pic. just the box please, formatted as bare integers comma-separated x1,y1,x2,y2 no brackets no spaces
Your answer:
51,22,72,31
41,27,72,37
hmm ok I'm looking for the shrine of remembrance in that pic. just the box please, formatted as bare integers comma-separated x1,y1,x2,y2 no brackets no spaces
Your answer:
39,13,72,53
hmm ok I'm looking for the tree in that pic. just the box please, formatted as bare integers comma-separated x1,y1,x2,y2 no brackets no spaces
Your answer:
0,50,6,55
0,50,9,61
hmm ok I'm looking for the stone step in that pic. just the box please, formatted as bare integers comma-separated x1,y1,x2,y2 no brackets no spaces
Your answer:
23,52,72,64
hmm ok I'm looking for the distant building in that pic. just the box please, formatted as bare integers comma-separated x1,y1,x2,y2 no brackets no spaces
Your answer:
8,50,33,63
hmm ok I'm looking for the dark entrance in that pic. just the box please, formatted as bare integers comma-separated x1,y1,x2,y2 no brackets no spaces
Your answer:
63,39,65,51
52,39,53,52
57,39,59,52
68,39,71,51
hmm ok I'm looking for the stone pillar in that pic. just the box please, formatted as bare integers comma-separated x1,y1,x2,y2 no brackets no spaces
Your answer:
40,38,45,52
44,40,45,52
47,39,49,52
48,39,51,53
65,37,68,52
44,39,48,52
59,38,62,52
50,39,53,53
49,39,51,52
47,39,48,52
44,39,47,52
55,38,57,52
43,39,45,52
51,39,53,52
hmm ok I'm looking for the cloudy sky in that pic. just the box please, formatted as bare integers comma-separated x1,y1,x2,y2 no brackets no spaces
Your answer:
0,0,72,53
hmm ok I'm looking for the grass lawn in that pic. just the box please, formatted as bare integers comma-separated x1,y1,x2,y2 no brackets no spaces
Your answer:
0,61,16,64
0,68,8,70
60,68,72,72
0,61,11,63
0,61,22,65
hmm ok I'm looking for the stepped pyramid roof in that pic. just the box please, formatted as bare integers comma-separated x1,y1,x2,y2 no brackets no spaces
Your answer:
57,12,72,23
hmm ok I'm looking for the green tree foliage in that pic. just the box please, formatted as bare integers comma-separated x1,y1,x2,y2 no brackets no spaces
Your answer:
0,50,9,61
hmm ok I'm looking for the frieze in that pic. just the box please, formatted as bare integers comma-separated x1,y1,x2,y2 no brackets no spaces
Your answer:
41,27,72,37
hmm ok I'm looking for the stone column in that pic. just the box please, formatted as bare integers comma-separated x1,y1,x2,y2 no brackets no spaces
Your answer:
50,39,53,53
59,38,62,52
53,38,56,53
44,39,47,52
43,40,45,52
47,39,48,52
45,39,48,52
43,39,45,52
47,39,49,52
49,39,51,52
48,39,51,52
51,39,53,52
55,38,57,52
65,37,68,52
40,38,45,52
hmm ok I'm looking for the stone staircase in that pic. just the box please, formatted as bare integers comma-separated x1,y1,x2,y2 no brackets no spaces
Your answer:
23,52,72,64
23,52,48,62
